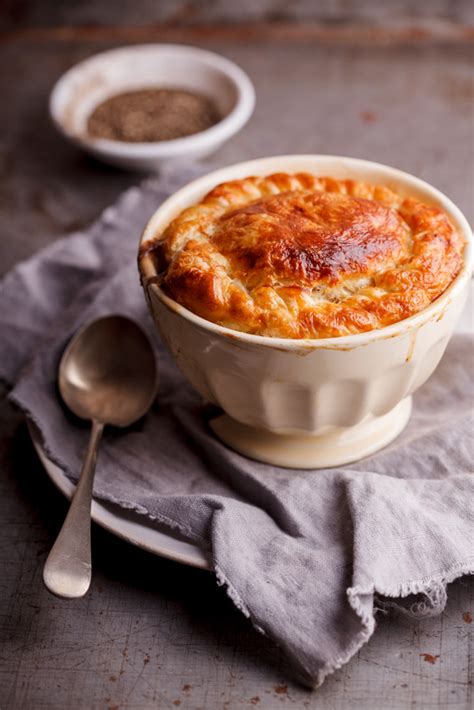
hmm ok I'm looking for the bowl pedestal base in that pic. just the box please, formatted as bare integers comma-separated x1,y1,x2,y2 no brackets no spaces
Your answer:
210,396,412,469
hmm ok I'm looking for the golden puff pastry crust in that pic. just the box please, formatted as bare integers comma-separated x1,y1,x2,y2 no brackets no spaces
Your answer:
143,173,465,339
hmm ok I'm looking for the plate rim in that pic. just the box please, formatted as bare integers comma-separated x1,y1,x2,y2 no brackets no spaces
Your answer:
28,422,212,571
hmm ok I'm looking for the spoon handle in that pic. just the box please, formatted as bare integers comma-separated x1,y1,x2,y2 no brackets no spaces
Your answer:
43,419,104,598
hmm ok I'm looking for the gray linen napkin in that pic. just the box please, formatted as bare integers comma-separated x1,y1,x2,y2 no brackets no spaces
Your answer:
1,164,473,688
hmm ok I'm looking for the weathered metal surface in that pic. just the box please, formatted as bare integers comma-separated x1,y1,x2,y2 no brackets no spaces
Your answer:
0,410,472,709
2,22,474,45
2,0,474,30
0,30,472,710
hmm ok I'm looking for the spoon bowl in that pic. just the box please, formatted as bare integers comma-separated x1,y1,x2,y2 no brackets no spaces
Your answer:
43,315,158,598
59,315,158,426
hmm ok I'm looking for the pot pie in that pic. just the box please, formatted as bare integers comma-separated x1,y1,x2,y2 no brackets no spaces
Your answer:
143,173,464,339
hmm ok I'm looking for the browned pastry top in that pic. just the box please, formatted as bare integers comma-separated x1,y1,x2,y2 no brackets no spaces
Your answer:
143,173,464,338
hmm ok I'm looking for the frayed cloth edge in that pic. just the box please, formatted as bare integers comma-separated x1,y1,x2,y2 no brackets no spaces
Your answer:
313,561,474,689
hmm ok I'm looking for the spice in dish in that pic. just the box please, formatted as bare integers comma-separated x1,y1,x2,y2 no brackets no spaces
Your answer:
87,88,220,143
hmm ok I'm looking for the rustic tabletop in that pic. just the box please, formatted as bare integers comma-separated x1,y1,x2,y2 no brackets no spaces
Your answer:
1,4,473,709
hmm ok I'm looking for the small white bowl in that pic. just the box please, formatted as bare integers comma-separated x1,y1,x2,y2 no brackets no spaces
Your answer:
139,156,473,469
49,44,255,171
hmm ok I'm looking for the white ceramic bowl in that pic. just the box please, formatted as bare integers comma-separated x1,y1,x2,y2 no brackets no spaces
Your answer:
49,44,255,171
139,156,473,468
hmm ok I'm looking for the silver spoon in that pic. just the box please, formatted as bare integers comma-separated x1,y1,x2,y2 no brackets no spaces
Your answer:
43,315,158,599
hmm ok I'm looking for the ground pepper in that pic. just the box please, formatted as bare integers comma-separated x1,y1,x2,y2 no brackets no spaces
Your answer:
87,88,220,143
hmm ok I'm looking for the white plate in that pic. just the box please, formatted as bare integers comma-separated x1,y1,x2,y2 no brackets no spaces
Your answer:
29,423,211,571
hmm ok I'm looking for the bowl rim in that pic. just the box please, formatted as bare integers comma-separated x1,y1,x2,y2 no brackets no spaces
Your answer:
49,43,256,158
139,154,473,350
